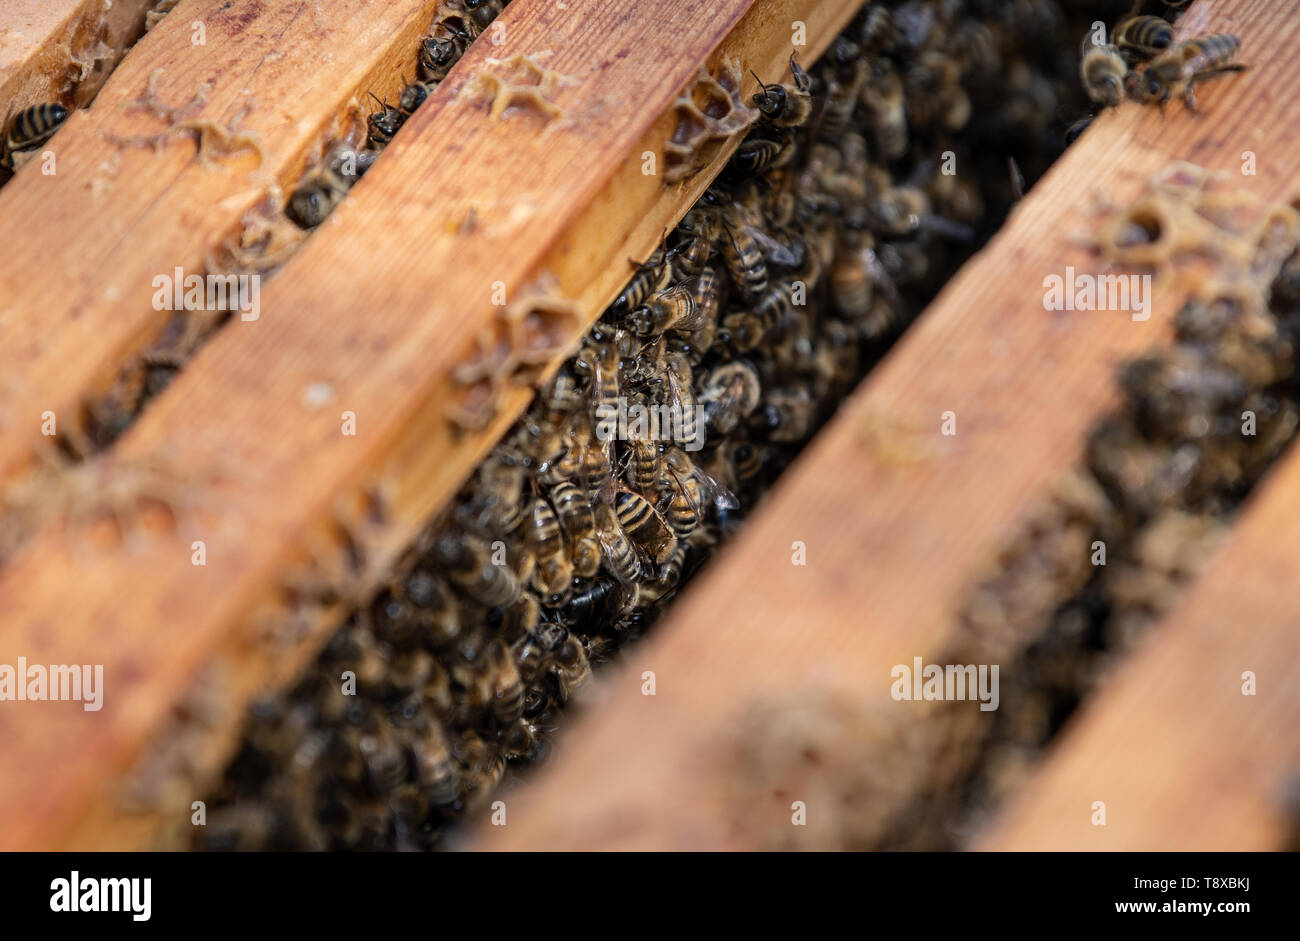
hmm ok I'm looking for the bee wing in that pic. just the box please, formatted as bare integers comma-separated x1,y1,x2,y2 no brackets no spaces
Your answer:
916,213,975,242
862,246,901,303
745,224,802,268
694,465,741,512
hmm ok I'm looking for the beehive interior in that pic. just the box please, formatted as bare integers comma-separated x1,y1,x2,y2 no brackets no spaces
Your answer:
170,0,1142,851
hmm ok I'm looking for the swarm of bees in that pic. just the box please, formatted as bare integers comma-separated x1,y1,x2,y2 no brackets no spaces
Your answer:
287,0,509,229
191,0,1135,851
1080,1,1244,117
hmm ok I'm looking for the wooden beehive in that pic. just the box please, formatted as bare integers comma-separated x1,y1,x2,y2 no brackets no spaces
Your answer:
1,0,1297,851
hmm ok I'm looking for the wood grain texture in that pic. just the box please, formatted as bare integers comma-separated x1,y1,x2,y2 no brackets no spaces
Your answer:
975,443,1300,851
0,0,152,111
469,0,1300,850
0,0,866,849
0,0,442,479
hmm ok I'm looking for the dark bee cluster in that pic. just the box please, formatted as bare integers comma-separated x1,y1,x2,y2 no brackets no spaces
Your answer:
286,1,510,230
194,0,1130,851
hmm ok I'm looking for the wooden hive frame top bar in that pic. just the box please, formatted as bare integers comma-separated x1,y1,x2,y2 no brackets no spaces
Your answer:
473,0,1300,850
0,0,447,476
0,0,867,849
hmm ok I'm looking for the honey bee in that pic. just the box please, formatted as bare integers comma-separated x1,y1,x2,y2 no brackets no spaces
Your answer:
464,0,505,35
664,353,700,447
613,486,677,565
658,446,736,537
631,282,697,336
701,359,762,435
588,337,622,420
487,639,524,724
2,102,69,168
674,206,721,277
434,532,520,608
862,62,907,160
525,497,573,602
754,385,818,443
611,243,672,317
414,723,461,807
419,20,471,84
577,427,613,496
549,479,601,577
1114,15,1174,63
720,204,769,300
549,633,591,695
1128,34,1245,111
594,502,643,583
626,431,661,493
559,576,637,631
751,53,813,128
688,265,723,331
817,40,868,142
465,449,527,533
366,94,405,146
494,591,540,645
287,149,351,228
725,438,765,488
1081,43,1128,109
399,80,435,115
721,279,796,353
730,135,798,178
455,731,505,810
831,230,887,319
541,366,584,423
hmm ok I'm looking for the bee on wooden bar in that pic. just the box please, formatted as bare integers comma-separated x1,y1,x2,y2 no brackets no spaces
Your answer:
1114,15,1174,64
464,0,505,35
1128,34,1245,111
611,242,672,317
419,29,469,84
751,53,813,129
1081,43,1128,109
2,102,69,169
366,93,405,146
287,148,352,229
